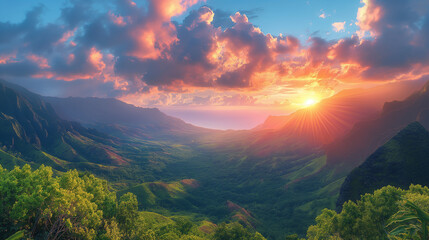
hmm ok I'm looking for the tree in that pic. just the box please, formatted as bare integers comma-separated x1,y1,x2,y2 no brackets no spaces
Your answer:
0,165,57,238
42,169,103,240
213,222,266,240
117,192,139,238
306,209,338,240
0,165,109,239
99,219,123,240
174,217,193,235
307,185,429,240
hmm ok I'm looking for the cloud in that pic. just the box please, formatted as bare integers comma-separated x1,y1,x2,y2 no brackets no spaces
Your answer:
114,7,299,90
332,21,346,32
1,0,429,106
319,9,328,19
331,0,429,80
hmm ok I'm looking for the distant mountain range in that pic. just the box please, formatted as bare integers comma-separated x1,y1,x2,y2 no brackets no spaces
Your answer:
43,96,213,141
337,122,429,208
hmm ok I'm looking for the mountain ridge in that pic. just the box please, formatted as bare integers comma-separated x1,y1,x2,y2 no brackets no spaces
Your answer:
327,80,429,172
43,95,217,142
253,79,426,146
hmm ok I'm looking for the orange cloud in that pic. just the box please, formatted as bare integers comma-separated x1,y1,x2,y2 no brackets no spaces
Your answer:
27,54,50,69
89,47,106,72
109,11,127,26
0,54,16,64
2,0,429,108
56,29,75,45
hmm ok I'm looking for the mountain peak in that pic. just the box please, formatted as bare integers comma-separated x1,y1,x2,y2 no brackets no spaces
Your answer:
391,121,427,139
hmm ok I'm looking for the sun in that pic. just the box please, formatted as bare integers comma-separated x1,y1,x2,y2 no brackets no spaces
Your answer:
303,98,318,107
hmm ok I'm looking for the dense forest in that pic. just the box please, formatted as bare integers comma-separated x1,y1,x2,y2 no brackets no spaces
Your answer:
2,164,429,239
0,164,266,240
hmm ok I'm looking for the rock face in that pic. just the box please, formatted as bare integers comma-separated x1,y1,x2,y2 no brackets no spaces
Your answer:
337,122,429,210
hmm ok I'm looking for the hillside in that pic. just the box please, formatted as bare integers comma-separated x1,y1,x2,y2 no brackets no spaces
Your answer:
0,81,202,185
117,179,201,213
254,80,426,145
337,122,429,207
327,80,429,172
253,115,292,131
0,81,128,169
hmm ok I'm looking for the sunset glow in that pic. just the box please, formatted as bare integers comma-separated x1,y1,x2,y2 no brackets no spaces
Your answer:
303,99,319,107
0,0,428,129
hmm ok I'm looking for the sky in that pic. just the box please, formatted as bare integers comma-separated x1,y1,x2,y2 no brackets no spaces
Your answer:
0,0,429,129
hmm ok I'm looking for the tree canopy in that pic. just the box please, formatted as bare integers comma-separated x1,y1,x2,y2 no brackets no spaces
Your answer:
307,185,429,240
0,164,266,240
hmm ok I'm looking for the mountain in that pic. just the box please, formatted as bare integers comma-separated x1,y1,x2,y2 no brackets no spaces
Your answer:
0,80,202,185
327,80,429,172
2,78,427,239
337,122,429,208
0,81,131,169
43,96,212,141
254,80,426,145
253,115,292,131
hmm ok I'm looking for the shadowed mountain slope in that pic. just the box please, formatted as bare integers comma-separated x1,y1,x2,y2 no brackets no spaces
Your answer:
327,80,429,172
337,122,429,208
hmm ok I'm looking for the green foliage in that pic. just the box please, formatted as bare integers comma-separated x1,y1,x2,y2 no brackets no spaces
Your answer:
99,219,123,240
174,217,194,235
387,199,429,239
0,164,263,240
117,192,139,238
5,230,26,240
213,222,266,240
0,165,115,239
307,184,429,240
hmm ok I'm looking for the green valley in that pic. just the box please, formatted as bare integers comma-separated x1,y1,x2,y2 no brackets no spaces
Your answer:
2,79,429,239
